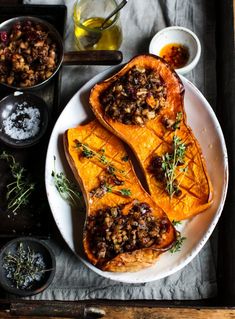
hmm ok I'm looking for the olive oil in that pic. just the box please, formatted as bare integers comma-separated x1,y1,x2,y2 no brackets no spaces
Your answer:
74,17,122,50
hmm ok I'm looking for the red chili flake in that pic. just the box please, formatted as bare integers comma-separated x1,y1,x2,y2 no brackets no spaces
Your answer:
159,43,189,69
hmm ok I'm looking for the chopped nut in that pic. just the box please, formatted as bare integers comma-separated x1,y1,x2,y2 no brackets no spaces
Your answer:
0,20,58,87
86,202,169,264
101,66,167,125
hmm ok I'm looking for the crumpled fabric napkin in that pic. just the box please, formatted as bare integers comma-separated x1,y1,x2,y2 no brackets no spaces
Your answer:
23,0,217,300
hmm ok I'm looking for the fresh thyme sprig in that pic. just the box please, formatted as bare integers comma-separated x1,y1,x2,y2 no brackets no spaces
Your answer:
161,135,187,198
3,242,47,289
170,233,186,253
51,156,83,207
0,151,35,213
75,140,125,175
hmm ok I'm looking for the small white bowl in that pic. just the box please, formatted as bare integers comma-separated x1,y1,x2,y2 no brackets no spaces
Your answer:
149,26,201,74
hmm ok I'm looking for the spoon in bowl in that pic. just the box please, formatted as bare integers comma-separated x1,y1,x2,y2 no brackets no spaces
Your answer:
100,0,128,30
82,0,128,48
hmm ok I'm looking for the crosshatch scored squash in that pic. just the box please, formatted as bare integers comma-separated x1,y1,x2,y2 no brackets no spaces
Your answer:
89,54,213,221
64,121,176,272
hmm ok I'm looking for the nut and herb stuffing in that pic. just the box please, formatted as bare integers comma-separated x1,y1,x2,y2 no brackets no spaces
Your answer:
0,20,58,87
100,66,167,125
86,202,170,264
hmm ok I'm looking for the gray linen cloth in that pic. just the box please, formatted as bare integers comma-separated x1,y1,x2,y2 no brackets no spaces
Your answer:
24,0,217,300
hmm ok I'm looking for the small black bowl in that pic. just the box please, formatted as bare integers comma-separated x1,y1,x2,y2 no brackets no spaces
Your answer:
0,237,55,296
0,92,49,148
0,16,63,91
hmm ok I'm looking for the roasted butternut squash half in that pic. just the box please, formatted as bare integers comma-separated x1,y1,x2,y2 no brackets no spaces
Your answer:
64,120,176,272
89,54,213,221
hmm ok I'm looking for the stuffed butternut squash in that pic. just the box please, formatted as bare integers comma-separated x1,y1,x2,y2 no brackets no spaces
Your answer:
64,120,176,272
89,54,213,221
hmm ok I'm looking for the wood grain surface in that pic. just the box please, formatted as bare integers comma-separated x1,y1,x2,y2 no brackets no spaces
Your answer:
0,0,234,318
1,307,235,319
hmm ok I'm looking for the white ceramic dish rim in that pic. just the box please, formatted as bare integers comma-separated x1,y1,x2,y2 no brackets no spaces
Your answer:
45,66,228,283
149,26,201,74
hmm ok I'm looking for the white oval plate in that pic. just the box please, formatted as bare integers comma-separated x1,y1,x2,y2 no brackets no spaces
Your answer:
45,67,228,283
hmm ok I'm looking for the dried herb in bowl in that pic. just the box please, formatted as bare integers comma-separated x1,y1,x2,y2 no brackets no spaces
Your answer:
3,242,46,289
0,237,55,296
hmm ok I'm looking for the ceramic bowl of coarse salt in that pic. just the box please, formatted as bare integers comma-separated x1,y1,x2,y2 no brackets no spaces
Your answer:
149,26,201,74
0,92,49,148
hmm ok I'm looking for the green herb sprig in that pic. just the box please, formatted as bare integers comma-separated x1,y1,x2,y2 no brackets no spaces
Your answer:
3,242,47,289
170,233,186,253
172,220,182,226
90,182,131,198
75,140,125,175
161,135,187,198
111,187,132,197
0,151,35,213
172,112,183,130
119,188,131,196
51,156,83,207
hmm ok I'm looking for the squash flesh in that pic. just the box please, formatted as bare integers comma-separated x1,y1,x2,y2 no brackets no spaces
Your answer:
64,120,176,272
89,54,213,221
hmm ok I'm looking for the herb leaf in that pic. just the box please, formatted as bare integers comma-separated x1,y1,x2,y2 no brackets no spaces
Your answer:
173,112,183,130
0,151,35,213
119,188,131,196
52,156,83,207
77,142,94,158
170,233,186,253
172,220,182,226
161,135,187,198
75,140,125,175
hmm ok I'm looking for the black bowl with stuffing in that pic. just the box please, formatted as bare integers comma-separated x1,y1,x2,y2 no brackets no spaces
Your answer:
0,237,55,296
0,16,63,90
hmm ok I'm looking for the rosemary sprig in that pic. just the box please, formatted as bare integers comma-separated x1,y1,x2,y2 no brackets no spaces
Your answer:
3,242,47,289
170,233,186,253
51,156,83,207
75,140,125,175
161,135,187,198
0,151,35,213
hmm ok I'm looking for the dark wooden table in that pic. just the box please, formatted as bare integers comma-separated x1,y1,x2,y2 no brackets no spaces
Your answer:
0,0,234,317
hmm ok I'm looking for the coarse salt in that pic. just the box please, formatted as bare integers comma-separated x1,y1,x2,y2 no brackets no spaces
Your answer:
2,102,41,140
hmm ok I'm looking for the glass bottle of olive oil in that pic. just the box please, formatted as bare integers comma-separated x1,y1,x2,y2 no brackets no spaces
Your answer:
73,0,123,50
